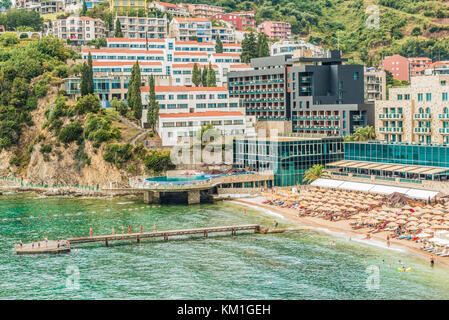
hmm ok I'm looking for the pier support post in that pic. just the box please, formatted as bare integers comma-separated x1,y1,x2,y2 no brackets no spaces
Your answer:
187,190,201,205
105,238,108,247
164,233,168,241
204,230,208,238
143,191,160,204
137,236,140,243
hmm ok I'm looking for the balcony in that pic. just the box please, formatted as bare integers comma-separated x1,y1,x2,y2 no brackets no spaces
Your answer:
414,127,431,134
293,115,340,121
378,113,403,119
439,113,449,119
413,113,431,119
378,127,403,133
439,128,449,134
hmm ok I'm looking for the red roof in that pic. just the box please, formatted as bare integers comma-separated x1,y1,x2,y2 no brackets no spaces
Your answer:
175,41,214,46
92,61,162,66
230,64,251,68
107,38,166,42
160,111,243,118
173,17,210,23
212,53,241,57
142,86,228,92
82,48,164,54
154,1,181,8
172,63,218,68
173,51,208,55
223,43,242,47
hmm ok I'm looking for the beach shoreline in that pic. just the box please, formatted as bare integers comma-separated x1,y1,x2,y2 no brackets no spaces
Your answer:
231,196,449,271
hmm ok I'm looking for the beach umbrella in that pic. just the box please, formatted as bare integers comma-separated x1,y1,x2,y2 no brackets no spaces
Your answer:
396,219,407,224
387,222,398,227
418,222,431,228
422,214,433,219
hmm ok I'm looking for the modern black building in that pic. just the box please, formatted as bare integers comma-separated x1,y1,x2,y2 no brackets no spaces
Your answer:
228,51,374,136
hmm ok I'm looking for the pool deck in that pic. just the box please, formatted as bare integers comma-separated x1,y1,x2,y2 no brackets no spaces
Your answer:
15,240,71,255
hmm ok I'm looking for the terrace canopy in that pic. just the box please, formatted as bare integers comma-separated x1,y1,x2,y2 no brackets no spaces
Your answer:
327,160,449,181
310,178,439,200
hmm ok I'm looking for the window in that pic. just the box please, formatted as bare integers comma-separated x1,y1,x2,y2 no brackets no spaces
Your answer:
418,93,423,101
397,94,402,100
426,93,432,101
443,93,448,101
353,72,359,80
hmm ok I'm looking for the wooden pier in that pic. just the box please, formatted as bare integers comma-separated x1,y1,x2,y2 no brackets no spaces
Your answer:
67,224,262,247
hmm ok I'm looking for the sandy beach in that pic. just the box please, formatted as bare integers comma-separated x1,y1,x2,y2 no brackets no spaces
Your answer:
232,196,449,270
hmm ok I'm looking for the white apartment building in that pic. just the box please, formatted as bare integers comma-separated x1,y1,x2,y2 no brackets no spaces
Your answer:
169,17,212,43
140,85,251,146
270,39,324,57
16,0,65,13
222,43,242,53
180,3,223,18
52,16,105,45
148,1,189,17
365,68,386,104
211,26,235,43
116,15,168,39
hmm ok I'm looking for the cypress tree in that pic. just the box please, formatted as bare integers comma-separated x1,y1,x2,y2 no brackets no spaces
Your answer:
206,62,216,87
241,32,257,63
131,61,142,121
215,36,223,53
192,63,202,86
257,33,270,58
146,75,159,131
87,52,94,94
201,67,207,87
80,62,89,96
81,0,87,16
115,18,123,37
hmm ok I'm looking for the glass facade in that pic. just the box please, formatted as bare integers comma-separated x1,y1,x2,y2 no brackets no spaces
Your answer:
233,137,344,186
345,142,449,168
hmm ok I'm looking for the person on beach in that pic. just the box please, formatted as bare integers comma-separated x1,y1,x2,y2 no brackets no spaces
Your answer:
243,208,246,216
67,240,70,249
37,241,40,248
112,226,115,235
140,225,143,233
45,237,48,248
128,225,132,234
57,240,60,248
274,221,278,228
122,225,125,234
32,241,34,249
430,255,435,267
154,224,157,232
19,239,23,248
89,227,93,237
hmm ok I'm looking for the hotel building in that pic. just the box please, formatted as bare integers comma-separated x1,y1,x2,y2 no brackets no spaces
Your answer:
169,17,212,43
180,3,223,18
375,75,449,145
228,51,373,136
213,11,256,31
364,68,386,103
148,1,189,16
270,39,324,57
109,0,149,11
51,16,105,45
140,86,252,146
257,21,291,40
233,136,344,186
115,15,168,39
211,26,235,43
381,54,410,81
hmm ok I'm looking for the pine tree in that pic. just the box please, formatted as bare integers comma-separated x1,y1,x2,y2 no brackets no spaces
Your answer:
215,36,223,53
206,62,216,87
115,18,123,37
241,32,257,63
146,75,159,131
192,63,202,87
87,52,94,94
201,67,208,87
81,0,87,16
80,63,89,96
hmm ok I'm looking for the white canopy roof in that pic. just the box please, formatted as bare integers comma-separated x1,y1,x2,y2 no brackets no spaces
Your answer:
310,178,439,200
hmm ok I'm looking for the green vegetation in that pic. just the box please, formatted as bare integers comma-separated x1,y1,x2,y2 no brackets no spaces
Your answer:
241,32,269,63
127,61,143,121
0,9,43,31
80,52,94,96
303,164,330,184
192,63,202,87
206,62,217,87
146,75,159,131
103,143,133,169
84,113,121,147
115,18,123,37
0,36,70,150
74,94,101,115
143,149,175,173
344,126,376,142
58,120,83,144
215,36,223,53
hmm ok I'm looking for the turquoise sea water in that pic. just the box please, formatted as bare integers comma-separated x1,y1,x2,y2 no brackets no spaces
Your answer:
1,192,449,300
